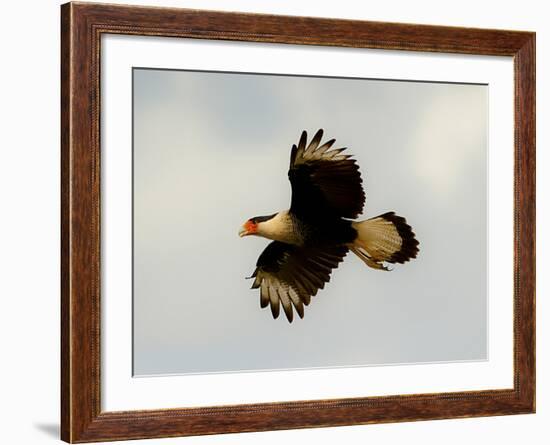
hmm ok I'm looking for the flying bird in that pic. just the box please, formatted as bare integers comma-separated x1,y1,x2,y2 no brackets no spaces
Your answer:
239,129,419,322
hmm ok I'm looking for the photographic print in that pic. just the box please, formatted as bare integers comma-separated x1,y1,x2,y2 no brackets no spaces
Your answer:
132,68,487,376
62,4,535,441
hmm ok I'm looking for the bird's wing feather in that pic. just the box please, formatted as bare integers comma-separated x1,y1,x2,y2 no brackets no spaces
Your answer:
289,129,365,220
250,241,348,322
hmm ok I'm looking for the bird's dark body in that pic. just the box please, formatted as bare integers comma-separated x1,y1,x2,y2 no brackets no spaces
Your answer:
289,213,357,247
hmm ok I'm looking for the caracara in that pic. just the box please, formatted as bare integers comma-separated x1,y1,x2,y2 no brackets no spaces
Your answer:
239,129,419,322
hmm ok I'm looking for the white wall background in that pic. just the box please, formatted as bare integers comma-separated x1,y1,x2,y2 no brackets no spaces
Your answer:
0,0,545,444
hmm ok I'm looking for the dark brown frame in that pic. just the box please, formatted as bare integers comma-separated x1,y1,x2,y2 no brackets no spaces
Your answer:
61,1,536,442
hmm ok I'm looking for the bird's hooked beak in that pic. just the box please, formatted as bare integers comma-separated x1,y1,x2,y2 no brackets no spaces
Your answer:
239,220,257,237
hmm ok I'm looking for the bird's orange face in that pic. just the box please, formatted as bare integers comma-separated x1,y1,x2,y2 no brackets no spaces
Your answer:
239,219,258,237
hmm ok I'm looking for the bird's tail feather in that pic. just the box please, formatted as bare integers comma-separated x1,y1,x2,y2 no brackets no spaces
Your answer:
350,212,419,270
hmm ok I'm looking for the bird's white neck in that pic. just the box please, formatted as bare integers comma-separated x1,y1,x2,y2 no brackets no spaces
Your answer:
256,211,301,245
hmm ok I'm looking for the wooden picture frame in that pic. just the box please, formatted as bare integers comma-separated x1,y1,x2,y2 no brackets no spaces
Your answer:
61,2,535,442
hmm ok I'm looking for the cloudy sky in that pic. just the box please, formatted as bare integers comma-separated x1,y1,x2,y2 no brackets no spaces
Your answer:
132,68,487,376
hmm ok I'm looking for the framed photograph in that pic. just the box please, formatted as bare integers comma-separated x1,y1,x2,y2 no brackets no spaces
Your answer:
61,2,535,442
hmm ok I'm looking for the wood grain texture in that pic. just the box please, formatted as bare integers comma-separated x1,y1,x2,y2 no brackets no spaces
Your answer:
60,3,71,441
60,2,536,443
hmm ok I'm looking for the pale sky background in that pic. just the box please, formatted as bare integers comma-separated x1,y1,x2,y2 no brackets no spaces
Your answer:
133,68,487,376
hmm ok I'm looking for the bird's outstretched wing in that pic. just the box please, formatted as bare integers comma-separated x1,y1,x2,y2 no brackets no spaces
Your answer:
249,241,348,322
289,129,365,220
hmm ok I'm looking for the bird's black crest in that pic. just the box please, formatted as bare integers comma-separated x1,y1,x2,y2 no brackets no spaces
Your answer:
250,213,277,224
